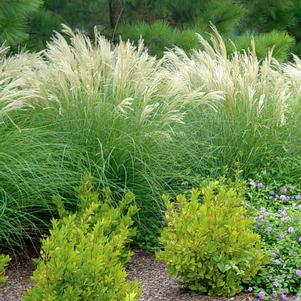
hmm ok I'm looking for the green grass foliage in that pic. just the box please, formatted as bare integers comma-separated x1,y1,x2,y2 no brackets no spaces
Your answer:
163,29,301,181
2,27,301,250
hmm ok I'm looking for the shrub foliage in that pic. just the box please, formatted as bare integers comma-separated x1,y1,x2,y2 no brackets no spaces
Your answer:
23,179,141,301
157,181,266,296
0,254,10,284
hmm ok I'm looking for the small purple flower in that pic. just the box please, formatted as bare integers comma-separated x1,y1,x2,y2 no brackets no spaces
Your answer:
275,259,282,265
248,181,255,187
287,275,292,279
272,291,277,298
275,194,280,199
258,291,266,299
269,190,275,196
273,281,280,287
280,195,287,201
283,216,291,222
278,209,286,216
286,195,290,201
281,294,288,301
271,252,277,258
259,208,269,216
298,204,301,209
298,236,301,242
279,233,285,239
257,182,264,189
288,226,294,233
280,187,287,194
296,269,301,277
266,227,272,233
296,194,301,200
247,287,253,293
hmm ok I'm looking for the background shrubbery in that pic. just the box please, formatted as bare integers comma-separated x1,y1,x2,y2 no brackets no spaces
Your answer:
1,0,300,60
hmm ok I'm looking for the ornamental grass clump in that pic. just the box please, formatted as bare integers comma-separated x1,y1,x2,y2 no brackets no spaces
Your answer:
0,46,38,117
162,27,294,178
157,181,266,297
24,26,220,248
23,178,141,301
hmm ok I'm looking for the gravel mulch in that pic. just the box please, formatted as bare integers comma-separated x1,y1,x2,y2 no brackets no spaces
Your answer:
127,249,257,301
0,255,34,301
0,249,298,301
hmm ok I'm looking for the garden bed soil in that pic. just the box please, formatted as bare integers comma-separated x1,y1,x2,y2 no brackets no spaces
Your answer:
0,249,297,301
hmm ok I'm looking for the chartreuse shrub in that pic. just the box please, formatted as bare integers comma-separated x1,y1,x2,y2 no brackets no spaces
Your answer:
23,178,141,301
157,181,266,297
0,254,10,284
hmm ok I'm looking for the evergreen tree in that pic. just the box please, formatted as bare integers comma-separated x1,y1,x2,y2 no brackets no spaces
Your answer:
115,0,245,56
27,0,112,50
239,0,301,55
0,0,42,46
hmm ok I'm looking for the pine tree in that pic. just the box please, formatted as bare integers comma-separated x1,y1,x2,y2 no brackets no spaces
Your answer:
26,0,112,50
238,0,301,56
0,0,43,46
114,0,245,56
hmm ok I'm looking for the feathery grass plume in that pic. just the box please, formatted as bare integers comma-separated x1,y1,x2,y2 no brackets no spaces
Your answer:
0,46,41,117
162,27,292,177
0,46,88,252
22,26,219,248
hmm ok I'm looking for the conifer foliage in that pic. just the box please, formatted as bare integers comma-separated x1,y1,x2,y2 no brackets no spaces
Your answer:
0,0,42,46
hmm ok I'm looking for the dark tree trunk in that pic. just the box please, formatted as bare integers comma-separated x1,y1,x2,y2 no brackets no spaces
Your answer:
108,0,115,29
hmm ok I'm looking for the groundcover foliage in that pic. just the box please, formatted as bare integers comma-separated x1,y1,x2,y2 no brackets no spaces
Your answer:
245,181,301,299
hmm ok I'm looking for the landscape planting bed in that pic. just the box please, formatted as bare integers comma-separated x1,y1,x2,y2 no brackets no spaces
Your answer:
0,249,298,301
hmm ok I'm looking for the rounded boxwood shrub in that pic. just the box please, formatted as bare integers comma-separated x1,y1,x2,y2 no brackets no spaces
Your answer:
157,181,266,296
23,179,141,301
